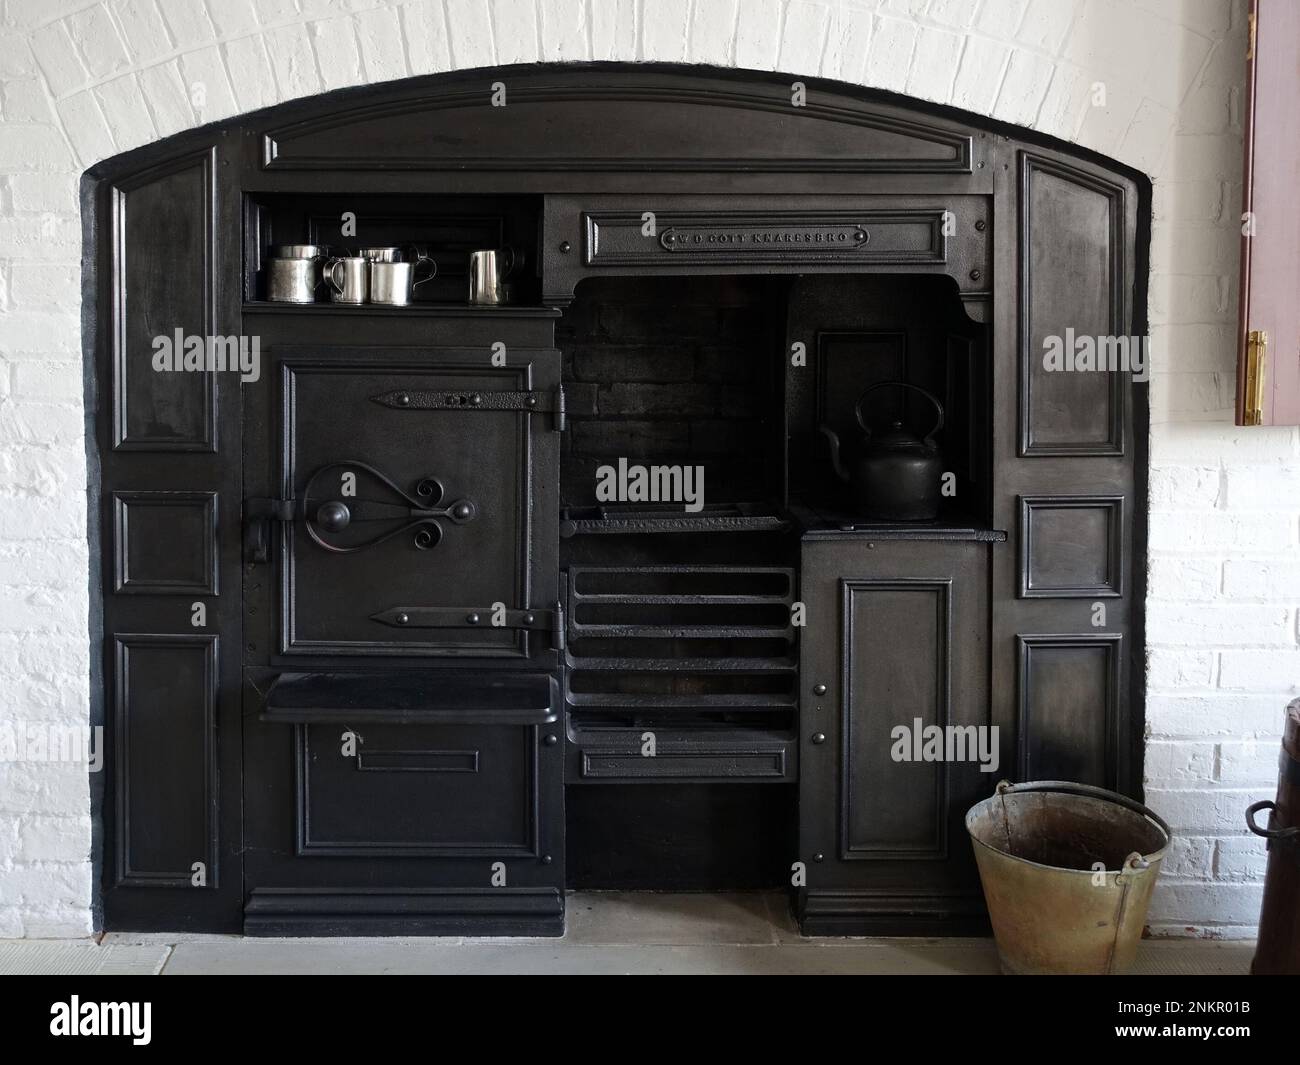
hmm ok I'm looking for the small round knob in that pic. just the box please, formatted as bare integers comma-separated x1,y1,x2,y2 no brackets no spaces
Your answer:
558,241,571,254
812,683,827,696
975,219,987,232
969,268,982,282
523,613,535,625
316,500,351,532
397,393,410,406
811,732,826,745
526,395,538,408
396,612,409,625
469,393,482,406
814,853,825,863
451,501,473,522
542,855,553,864
466,613,480,625
544,734,558,746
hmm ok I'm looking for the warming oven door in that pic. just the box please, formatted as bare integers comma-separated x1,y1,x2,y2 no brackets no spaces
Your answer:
243,344,562,663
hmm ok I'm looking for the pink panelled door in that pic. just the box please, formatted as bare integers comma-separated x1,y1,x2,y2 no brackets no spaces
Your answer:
1237,0,1300,425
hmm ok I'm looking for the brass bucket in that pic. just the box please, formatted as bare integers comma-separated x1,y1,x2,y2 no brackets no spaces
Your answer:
966,780,1171,975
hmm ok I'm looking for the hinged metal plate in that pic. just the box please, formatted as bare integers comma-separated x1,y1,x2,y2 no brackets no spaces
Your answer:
371,386,569,430
371,604,565,651
371,606,557,630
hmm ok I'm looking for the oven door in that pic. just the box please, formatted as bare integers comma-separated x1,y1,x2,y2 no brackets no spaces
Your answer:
241,668,565,936
244,345,561,663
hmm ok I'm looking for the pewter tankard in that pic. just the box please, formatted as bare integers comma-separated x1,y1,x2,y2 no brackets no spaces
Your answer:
266,244,327,303
266,257,319,303
370,258,438,306
324,256,369,304
468,249,514,305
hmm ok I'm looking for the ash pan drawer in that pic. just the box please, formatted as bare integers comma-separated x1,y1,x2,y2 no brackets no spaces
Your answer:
259,671,557,858
297,720,543,857
580,747,789,781
571,727,795,783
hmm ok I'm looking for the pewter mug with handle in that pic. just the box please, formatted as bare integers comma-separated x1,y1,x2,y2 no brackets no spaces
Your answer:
369,257,438,306
324,256,369,304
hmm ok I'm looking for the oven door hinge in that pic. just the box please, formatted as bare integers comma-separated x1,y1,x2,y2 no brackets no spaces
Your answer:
370,385,569,432
371,604,565,650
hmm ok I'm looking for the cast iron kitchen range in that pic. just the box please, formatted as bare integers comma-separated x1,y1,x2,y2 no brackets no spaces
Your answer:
88,66,1147,936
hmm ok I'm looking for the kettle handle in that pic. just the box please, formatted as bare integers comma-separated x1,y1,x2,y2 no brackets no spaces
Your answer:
855,381,945,444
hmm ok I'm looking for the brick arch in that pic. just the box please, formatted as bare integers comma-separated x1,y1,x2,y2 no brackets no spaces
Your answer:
10,0,1197,175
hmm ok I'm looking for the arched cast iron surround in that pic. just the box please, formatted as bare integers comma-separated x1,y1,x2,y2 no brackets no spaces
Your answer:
84,64,1150,935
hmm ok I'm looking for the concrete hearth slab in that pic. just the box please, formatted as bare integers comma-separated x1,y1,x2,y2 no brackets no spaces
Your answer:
0,941,170,975
563,891,778,945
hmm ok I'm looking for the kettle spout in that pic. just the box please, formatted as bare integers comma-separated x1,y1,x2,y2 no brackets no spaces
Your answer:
819,425,850,483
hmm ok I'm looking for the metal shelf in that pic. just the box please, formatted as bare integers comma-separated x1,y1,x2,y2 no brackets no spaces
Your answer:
243,300,560,317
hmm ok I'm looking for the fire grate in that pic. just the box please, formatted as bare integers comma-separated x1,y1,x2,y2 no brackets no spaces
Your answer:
564,564,798,781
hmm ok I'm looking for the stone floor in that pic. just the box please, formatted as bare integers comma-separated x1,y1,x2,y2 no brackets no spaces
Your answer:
0,893,1256,975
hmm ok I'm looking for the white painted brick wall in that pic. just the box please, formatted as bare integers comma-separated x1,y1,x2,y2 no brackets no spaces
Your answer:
0,0,1289,940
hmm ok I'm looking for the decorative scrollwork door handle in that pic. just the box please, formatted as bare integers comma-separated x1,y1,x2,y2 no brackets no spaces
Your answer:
302,460,476,554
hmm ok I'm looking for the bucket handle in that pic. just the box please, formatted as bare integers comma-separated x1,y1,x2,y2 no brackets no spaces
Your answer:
993,779,1171,845
1115,851,1149,885
1246,799,1298,839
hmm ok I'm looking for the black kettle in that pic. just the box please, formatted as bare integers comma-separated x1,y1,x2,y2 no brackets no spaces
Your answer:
819,381,945,521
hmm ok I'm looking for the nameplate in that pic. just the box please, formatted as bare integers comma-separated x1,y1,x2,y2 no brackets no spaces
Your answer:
584,212,948,266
